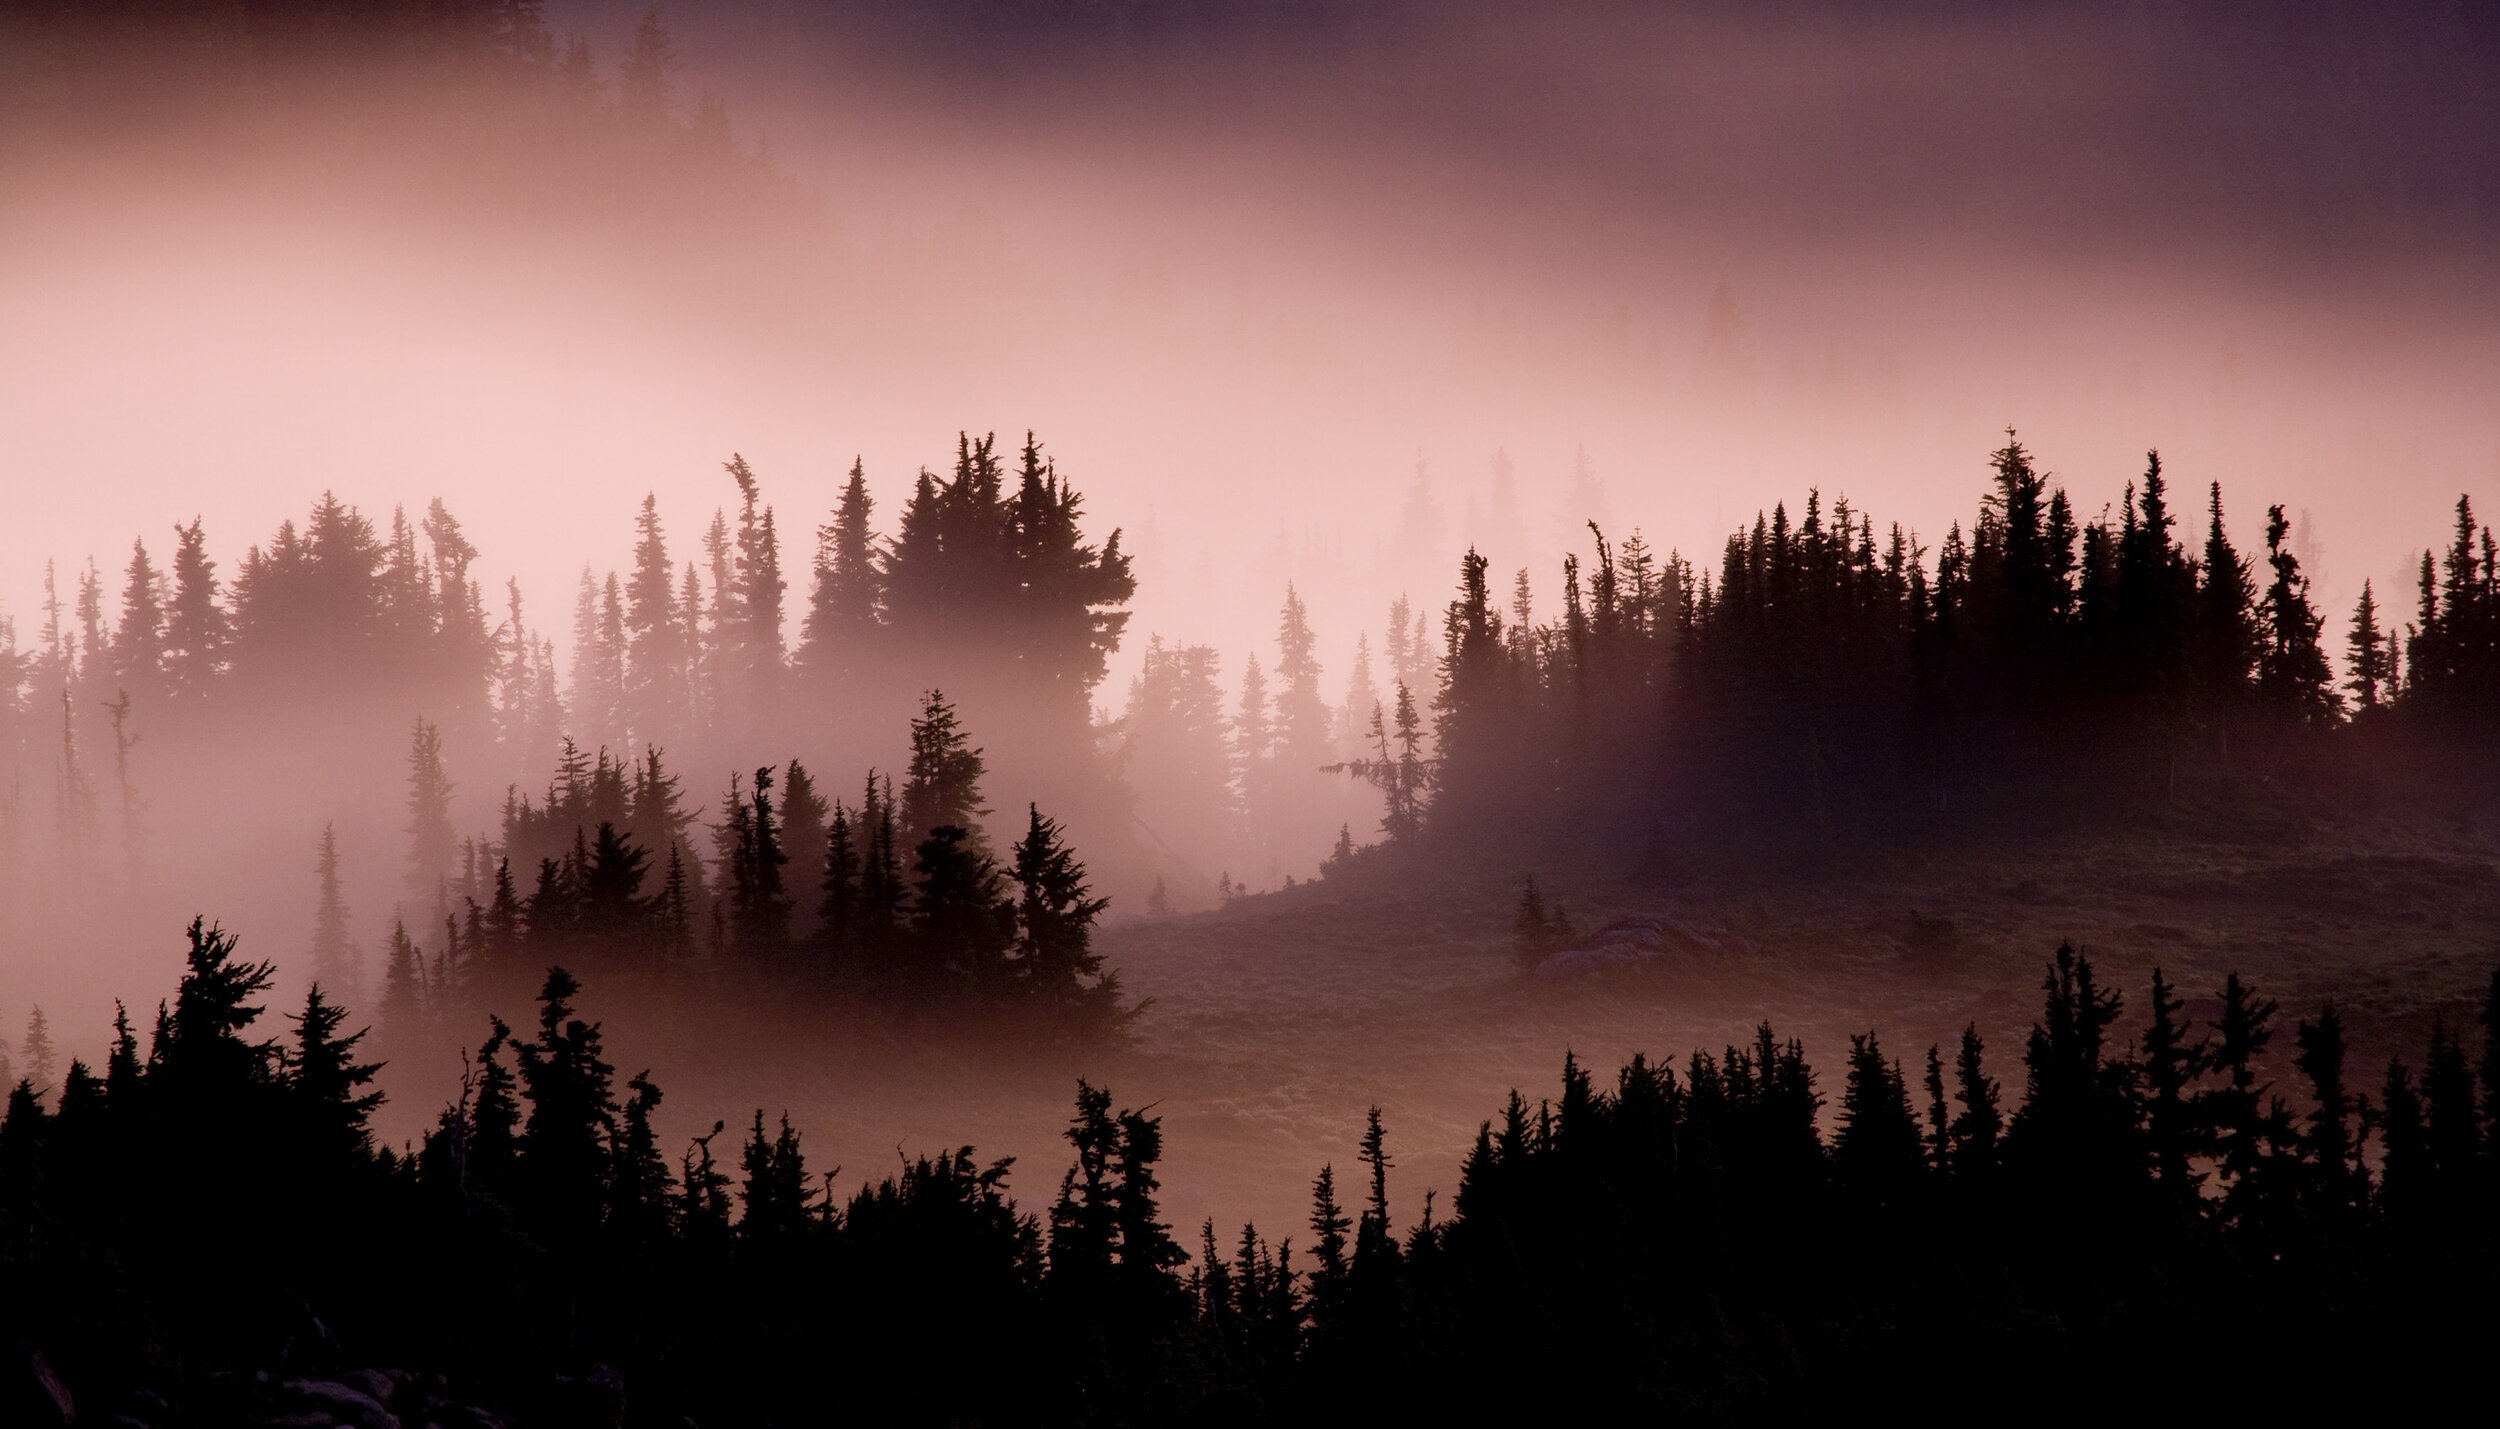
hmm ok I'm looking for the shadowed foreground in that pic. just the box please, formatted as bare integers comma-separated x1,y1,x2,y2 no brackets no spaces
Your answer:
4,917,2495,1425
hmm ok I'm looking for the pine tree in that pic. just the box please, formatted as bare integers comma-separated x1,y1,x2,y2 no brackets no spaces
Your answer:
624,495,686,739
381,918,426,1049
310,823,357,994
286,983,384,1163
2343,579,2396,714
407,717,456,908
163,517,227,704
112,537,167,706
738,1108,812,1239
779,760,829,939
513,967,619,1243
1949,1023,2001,1177
900,690,990,851
1013,804,1115,1025
799,458,881,690
2293,1002,2364,1218
618,4,677,125
1833,1032,1923,1206
609,1070,675,1246
2257,505,2335,725
2194,482,2259,758
18,1007,54,1093
2140,967,2205,1198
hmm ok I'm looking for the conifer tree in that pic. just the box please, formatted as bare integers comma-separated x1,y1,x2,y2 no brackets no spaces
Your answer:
779,760,828,938
738,1108,812,1239
1012,804,1115,1023
286,983,384,1163
610,1070,675,1247
310,823,357,994
625,494,687,739
406,716,456,908
1949,1023,2002,1177
18,1007,54,1093
163,517,226,705
513,967,619,1243
2193,483,2259,757
2257,505,2335,725
381,919,426,1049
2343,579,2396,714
900,690,990,851
2204,972,2280,1211
799,458,881,689
2293,1002,2365,1217
1834,1033,1923,1206
112,537,167,706
2140,966,2205,1198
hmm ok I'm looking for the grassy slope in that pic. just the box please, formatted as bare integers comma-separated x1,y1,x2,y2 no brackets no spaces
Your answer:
1099,795,2500,1243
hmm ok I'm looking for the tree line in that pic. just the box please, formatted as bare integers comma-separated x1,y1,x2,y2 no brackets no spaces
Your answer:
1352,433,2500,854
3,926,2492,1420
357,688,1125,1054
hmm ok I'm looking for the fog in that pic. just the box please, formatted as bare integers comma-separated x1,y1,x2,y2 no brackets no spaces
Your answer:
2,0,2497,1249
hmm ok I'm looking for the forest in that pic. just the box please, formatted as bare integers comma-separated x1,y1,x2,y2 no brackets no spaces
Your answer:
8,3,2500,1425
3,921,2496,1422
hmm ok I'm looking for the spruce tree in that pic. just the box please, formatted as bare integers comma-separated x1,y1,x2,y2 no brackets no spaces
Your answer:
2256,505,2335,725
799,458,881,689
310,824,357,994
163,517,226,705
513,967,619,1243
1012,804,1115,1025
779,760,829,938
2342,579,2396,714
17,1008,54,1093
286,983,384,1164
406,716,456,908
900,690,990,851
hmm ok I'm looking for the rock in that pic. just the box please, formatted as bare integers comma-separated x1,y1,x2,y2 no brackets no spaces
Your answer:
333,1369,399,1405
284,1378,401,1429
6,1342,75,1426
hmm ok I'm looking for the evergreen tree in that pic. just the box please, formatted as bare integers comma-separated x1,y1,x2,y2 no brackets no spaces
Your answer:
407,716,456,908
380,918,426,1050
2342,579,2396,714
2193,483,2259,757
618,4,677,125
738,1108,812,1239
625,494,687,739
900,691,990,851
2293,1003,2365,1218
112,537,167,706
609,1070,675,1247
513,967,618,1243
1012,804,1116,1025
1833,1032,1924,1206
779,760,828,939
310,823,357,994
163,517,227,704
17,1007,54,1093
2257,505,2335,725
799,458,881,689
285,983,384,1164
1949,1023,2002,1177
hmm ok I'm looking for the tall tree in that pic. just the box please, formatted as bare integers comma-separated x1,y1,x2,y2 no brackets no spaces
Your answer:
900,690,990,852
407,717,456,909
310,824,357,995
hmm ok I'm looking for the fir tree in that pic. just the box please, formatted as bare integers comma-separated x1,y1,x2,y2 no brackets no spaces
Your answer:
2343,579,2395,713
310,824,357,994
900,690,990,851
406,716,456,908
